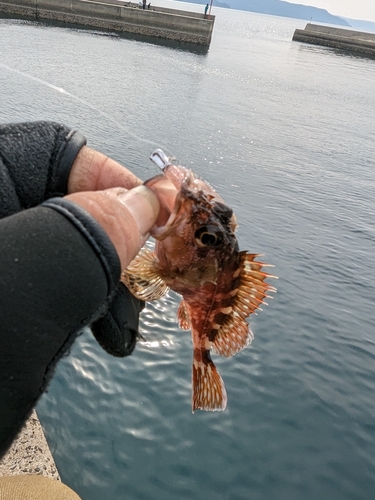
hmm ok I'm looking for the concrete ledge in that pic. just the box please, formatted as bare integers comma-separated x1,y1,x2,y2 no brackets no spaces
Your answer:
292,23,375,56
0,0,215,45
0,411,60,481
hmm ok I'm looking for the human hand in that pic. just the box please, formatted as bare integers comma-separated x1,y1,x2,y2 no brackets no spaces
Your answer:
65,186,160,270
66,147,161,357
68,145,142,193
67,145,162,268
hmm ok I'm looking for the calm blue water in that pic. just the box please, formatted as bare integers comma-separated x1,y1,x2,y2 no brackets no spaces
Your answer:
1,3,375,499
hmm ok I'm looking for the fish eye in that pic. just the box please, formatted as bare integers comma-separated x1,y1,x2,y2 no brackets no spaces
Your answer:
194,226,223,248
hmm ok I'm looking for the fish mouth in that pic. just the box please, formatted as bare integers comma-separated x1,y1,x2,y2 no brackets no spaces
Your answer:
144,174,178,229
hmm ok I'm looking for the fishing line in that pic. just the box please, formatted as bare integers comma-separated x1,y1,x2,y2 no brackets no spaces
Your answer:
0,62,179,348
0,62,168,153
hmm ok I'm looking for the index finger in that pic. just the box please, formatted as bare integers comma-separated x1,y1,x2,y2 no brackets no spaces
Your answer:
68,146,142,193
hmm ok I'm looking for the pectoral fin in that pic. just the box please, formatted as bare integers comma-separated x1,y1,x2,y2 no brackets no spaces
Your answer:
121,247,170,301
212,252,276,357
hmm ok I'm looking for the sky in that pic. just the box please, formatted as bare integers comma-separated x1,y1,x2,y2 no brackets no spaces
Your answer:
287,0,375,22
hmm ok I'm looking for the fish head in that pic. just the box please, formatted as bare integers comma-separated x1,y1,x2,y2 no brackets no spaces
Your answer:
145,161,239,288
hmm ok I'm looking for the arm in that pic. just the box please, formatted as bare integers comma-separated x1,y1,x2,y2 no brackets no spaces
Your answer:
0,122,159,457
0,187,158,457
0,121,142,214
0,121,86,215
0,121,150,356
0,201,119,455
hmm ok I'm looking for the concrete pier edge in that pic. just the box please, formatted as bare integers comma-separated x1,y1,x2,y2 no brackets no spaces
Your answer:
0,0,215,46
0,411,60,481
292,23,375,56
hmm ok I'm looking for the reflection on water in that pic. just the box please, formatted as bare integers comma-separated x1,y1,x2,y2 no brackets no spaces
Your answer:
48,20,210,54
0,8,210,54
141,339,175,348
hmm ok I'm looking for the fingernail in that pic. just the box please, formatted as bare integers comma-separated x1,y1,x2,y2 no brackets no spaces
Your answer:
117,185,160,235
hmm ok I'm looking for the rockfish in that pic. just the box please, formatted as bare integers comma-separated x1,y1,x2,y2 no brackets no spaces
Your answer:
122,149,276,412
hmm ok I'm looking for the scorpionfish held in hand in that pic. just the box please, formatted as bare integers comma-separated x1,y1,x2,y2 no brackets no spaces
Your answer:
122,149,276,412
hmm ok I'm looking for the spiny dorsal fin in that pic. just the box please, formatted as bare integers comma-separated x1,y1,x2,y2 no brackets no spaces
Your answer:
121,247,170,301
192,349,227,412
212,252,276,358
177,300,191,330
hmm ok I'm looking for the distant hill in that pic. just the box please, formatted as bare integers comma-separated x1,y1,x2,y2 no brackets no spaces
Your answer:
342,18,375,33
177,0,350,27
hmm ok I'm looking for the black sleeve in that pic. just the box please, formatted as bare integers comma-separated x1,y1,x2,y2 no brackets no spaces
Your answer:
0,121,86,216
0,199,121,457
0,122,145,457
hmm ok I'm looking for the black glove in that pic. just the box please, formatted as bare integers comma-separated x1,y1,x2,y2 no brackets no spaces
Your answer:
91,282,145,357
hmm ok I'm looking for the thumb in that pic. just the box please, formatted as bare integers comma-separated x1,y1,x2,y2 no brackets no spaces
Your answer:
65,185,160,269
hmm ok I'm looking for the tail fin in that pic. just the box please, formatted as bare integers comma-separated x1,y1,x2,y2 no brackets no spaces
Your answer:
192,350,227,412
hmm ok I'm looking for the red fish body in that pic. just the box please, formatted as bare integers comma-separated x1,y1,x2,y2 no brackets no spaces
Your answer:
122,150,275,412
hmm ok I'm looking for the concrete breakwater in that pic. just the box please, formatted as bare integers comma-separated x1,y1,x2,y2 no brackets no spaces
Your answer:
0,411,60,480
0,0,215,45
293,23,375,57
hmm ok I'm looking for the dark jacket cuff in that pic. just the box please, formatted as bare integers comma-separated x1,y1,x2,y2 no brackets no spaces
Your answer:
42,197,121,294
50,129,87,197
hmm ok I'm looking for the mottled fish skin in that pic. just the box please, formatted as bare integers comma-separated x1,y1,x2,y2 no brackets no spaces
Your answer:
122,154,276,412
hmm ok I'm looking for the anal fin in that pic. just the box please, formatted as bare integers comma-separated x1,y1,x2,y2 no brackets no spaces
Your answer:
177,299,191,330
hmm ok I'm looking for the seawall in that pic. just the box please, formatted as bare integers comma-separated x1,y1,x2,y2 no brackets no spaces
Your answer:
0,411,60,480
0,0,215,45
292,23,375,56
